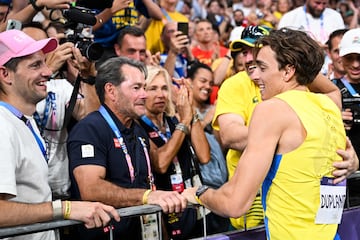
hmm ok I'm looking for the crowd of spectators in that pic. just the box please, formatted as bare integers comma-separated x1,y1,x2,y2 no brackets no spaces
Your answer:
1,0,360,239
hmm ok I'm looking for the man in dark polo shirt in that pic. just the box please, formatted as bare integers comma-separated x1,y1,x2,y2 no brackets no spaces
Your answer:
67,57,187,239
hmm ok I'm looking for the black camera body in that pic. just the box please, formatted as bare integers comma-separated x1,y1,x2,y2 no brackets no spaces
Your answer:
343,97,360,124
60,5,103,61
333,78,360,125
61,28,103,61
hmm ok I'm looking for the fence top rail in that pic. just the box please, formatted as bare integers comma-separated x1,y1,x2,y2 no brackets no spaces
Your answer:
0,204,162,238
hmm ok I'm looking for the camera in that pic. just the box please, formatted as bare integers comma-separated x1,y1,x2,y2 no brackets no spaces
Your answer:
342,97,360,124
61,28,103,61
333,79,360,125
55,5,104,61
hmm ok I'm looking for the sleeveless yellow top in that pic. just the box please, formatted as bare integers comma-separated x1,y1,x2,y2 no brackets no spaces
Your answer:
262,90,346,239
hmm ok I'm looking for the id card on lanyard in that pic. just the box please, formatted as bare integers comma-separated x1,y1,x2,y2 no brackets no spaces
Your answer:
141,213,159,240
99,106,160,238
141,115,186,192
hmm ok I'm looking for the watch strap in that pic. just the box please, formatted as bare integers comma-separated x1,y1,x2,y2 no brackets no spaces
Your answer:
52,199,63,220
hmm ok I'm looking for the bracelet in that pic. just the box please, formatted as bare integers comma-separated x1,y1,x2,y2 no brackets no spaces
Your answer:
192,113,200,125
64,201,71,219
29,0,44,11
224,55,232,60
142,189,152,205
52,200,63,220
194,195,203,205
175,123,190,135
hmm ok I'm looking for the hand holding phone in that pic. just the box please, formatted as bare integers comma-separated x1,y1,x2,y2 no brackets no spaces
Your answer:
177,22,189,36
6,19,22,30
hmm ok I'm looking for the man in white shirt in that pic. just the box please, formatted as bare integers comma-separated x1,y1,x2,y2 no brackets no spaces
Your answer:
278,0,345,45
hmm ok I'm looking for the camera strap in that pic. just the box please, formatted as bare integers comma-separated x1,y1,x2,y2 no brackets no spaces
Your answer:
341,78,360,97
63,74,81,130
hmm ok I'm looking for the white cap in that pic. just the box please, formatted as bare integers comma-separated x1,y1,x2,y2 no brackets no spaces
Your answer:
229,26,245,43
339,28,360,57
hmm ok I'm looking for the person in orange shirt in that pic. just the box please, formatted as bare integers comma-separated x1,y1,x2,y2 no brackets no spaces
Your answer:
191,19,228,104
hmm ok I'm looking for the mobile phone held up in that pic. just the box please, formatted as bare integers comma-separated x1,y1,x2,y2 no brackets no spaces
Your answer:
177,22,188,36
6,19,22,30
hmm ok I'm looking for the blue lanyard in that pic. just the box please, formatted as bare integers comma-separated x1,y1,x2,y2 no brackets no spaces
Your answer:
341,78,359,96
34,92,56,135
161,8,172,21
303,5,326,43
141,115,171,142
99,106,154,188
0,102,48,162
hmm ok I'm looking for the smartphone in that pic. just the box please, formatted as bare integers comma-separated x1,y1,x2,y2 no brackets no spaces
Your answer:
6,19,22,31
177,22,189,36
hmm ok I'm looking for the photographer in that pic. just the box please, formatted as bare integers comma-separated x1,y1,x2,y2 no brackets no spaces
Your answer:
22,22,100,203
333,28,360,162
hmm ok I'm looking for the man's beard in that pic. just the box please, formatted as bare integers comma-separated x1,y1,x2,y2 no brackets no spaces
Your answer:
307,3,324,18
235,20,243,26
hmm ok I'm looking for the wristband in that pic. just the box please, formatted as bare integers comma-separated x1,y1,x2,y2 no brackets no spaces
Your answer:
224,55,232,60
29,0,44,11
52,200,63,220
175,123,190,135
142,189,152,204
81,76,96,85
64,201,71,219
194,195,203,205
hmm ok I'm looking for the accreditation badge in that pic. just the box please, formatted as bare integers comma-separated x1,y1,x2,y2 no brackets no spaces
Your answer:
315,177,346,224
141,213,159,240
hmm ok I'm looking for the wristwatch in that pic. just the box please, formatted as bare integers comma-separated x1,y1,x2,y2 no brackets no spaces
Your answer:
81,76,96,85
196,185,209,198
195,185,209,205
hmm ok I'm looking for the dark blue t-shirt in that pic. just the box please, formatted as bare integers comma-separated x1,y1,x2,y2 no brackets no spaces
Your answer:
93,0,150,47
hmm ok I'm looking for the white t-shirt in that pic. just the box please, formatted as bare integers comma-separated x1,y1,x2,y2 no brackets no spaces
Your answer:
277,6,345,44
232,3,261,17
0,106,54,240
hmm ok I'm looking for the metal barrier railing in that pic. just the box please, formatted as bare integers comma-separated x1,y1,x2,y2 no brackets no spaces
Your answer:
1,202,355,240
0,204,163,239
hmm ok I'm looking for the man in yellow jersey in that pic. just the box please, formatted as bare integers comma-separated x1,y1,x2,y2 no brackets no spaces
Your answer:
183,28,355,239
212,25,357,230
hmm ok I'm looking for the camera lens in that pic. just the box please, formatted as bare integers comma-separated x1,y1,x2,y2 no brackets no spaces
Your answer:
76,41,104,61
84,42,104,61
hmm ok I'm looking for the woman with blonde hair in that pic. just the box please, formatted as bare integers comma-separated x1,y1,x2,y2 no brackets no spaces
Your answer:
139,65,210,239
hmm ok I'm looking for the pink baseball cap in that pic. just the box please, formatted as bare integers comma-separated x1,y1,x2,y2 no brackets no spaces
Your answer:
0,29,57,66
